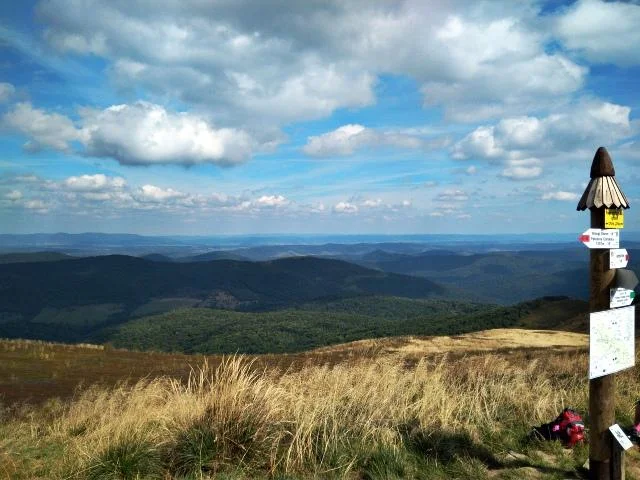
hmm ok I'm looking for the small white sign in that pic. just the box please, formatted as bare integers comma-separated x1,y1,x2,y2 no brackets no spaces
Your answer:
590,305,635,379
579,229,620,249
609,424,634,451
610,249,630,269
610,288,636,308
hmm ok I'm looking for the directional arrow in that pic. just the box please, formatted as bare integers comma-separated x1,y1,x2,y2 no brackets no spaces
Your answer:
610,249,630,269
610,288,636,308
579,228,620,249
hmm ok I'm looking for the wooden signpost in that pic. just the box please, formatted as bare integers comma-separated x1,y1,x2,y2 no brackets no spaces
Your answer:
577,146,633,480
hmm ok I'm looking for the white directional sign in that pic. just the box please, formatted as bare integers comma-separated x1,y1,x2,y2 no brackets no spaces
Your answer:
609,424,634,451
610,249,630,269
590,305,635,379
579,228,620,249
610,288,636,308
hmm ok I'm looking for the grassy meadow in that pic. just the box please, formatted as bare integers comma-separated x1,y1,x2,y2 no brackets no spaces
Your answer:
2,333,640,479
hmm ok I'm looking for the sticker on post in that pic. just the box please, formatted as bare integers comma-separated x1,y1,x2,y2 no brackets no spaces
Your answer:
589,305,635,379
609,424,634,451
579,228,620,249
610,249,630,269
605,209,624,229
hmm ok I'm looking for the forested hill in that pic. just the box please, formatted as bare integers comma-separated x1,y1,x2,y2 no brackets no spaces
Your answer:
0,254,445,322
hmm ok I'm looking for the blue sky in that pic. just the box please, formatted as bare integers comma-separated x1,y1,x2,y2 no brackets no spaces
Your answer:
0,0,639,235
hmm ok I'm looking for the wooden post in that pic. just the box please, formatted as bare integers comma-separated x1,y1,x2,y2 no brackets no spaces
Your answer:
611,441,625,480
589,207,615,479
577,147,630,480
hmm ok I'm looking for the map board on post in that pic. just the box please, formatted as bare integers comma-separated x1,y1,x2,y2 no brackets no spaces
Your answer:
589,305,635,380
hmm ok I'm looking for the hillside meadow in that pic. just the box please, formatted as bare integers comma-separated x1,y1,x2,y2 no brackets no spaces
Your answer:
2,331,640,479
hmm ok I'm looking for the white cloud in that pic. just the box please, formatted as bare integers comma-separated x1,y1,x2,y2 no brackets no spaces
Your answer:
304,124,368,157
255,195,288,207
137,184,187,202
303,124,424,157
24,199,49,213
436,189,469,202
64,174,126,192
362,198,383,208
3,101,257,166
333,201,359,214
35,0,587,127
542,191,580,201
0,83,15,103
81,192,113,201
556,0,640,66
452,100,633,161
501,158,543,180
3,102,82,152
451,126,502,160
4,190,22,201
79,102,255,166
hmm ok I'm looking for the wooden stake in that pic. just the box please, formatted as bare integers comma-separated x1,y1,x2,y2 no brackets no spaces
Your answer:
589,208,617,480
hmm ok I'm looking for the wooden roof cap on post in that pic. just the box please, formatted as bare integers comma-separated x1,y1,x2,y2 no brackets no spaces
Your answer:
576,146,630,211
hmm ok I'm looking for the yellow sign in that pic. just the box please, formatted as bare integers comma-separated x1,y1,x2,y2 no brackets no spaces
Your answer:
605,209,624,229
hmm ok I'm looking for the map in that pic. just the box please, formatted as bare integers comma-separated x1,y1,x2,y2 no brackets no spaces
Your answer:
590,305,635,379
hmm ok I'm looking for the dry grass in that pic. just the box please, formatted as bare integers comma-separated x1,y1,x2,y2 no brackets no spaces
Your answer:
2,332,640,479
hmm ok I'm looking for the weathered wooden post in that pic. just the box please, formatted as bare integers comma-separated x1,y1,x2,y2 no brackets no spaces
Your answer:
577,146,633,480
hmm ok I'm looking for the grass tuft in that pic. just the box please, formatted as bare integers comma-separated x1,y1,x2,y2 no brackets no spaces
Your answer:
84,435,162,480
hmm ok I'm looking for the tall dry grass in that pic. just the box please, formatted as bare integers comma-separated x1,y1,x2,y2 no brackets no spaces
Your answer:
4,347,640,479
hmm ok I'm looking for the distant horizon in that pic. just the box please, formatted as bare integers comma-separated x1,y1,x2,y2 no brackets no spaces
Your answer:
1,230,629,237
3,230,640,243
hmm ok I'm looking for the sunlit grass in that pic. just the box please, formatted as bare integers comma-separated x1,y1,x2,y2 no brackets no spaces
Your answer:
3,332,640,479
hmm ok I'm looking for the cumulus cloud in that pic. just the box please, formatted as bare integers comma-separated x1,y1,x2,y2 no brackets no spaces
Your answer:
303,124,424,157
64,174,126,191
4,190,22,201
2,101,257,166
333,201,359,214
501,158,543,180
555,0,640,66
452,100,633,162
79,102,255,166
362,198,383,208
0,83,15,103
24,199,49,213
3,102,82,152
35,0,587,126
255,195,288,207
136,184,187,202
542,191,580,201
451,126,502,160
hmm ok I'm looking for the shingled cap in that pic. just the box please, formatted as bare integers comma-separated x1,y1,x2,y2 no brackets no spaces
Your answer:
576,147,629,211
